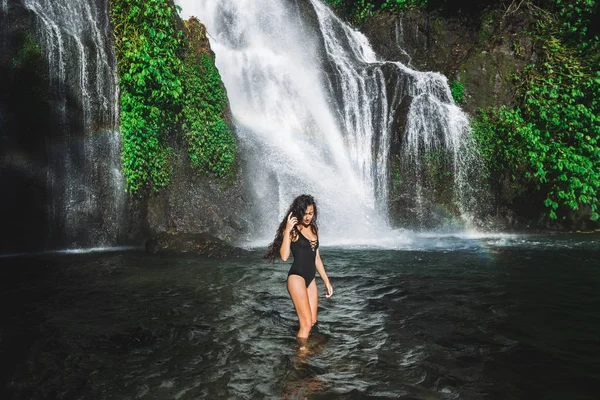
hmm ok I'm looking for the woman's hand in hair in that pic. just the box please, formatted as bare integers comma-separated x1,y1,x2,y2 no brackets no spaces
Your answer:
285,212,297,233
280,212,297,261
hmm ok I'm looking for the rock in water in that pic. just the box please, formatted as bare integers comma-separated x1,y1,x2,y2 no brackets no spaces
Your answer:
145,232,246,258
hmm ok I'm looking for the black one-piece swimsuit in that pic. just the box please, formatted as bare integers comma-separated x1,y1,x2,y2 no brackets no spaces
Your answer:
288,232,319,288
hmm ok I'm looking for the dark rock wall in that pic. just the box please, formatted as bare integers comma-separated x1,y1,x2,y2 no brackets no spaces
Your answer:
361,7,537,116
146,137,249,241
0,0,150,253
1,2,53,252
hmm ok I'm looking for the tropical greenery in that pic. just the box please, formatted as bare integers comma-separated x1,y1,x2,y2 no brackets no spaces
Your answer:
110,0,183,195
449,79,464,104
110,0,236,196
181,20,236,179
324,0,427,25
472,0,599,221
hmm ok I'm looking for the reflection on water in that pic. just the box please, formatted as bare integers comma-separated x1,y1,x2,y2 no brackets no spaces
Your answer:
283,331,330,398
1,234,599,399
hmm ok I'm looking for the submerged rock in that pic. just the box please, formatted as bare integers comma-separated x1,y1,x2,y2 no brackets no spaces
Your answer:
145,232,247,258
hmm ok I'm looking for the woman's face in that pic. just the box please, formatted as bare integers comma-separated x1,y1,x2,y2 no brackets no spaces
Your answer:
302,204,315,226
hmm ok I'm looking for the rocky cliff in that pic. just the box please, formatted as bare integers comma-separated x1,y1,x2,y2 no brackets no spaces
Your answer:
362,5,598,231
0,0,250,253
363,6,537,121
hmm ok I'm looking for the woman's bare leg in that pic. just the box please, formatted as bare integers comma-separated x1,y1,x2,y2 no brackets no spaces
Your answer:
287,275,313,339
307,278,318,326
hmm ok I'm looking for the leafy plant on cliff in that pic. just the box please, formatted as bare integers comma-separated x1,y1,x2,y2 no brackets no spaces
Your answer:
324,0,427,25
110,0,184,195
12,33,42,69
381,0,428,12
472,0,600,222
181,43,236,179
111,3,238,194
449,80,464,104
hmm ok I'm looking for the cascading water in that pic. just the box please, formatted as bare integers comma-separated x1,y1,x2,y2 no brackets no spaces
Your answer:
20,0,125,248
177,0,486,242
309,0,392,214
177,0,388,243
397,62,485,228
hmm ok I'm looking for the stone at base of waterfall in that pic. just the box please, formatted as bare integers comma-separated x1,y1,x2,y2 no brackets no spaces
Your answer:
145,232,247,258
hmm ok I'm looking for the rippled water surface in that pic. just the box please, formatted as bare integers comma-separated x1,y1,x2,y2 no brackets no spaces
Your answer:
1,234,599,399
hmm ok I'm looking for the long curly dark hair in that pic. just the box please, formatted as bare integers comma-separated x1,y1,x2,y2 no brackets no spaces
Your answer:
264,194,319,261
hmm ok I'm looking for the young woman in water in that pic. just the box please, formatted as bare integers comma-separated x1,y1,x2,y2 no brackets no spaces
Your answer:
265,194,333,339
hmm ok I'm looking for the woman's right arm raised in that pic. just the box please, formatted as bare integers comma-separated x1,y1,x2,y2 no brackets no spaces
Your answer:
279,212,297,261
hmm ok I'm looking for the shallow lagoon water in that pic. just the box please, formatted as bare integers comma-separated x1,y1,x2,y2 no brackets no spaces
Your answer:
1,233,599,399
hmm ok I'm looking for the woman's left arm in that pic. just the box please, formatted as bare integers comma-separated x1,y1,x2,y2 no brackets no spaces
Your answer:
315,249,333,298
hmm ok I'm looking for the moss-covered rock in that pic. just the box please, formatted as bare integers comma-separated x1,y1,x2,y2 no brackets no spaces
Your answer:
361,7,537,115
184,16,212,57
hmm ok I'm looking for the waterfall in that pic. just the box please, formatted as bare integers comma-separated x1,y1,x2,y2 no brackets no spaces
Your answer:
21,0,125,248
176,0,389,242
309,0,391,214
177,0,485,240
173,0,363,242
399,63,484,228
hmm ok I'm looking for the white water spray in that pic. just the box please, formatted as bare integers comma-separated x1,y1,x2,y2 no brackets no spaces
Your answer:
399,62,483,227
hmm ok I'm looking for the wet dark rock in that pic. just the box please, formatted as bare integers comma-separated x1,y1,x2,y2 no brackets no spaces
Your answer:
145,231,247,258
361,8,537,115
146,136,250,242
0,2,52,253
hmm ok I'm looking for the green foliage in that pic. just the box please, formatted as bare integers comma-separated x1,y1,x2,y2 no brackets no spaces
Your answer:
111,2,237,195
472,0,600,222
389,157,403,200
553,0,599,53
12,33,42,69
324,0,427,25
110,0,184,195
449,79,464,104
181,51,236,178
381,0,428,11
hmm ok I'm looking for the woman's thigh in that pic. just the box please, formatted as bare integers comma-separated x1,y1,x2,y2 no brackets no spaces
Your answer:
287,275,311,324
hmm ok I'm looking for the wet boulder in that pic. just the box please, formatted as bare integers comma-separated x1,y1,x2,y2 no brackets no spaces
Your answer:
145,232,247,258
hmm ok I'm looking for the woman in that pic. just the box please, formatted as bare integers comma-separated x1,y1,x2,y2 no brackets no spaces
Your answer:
265,194,333,339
